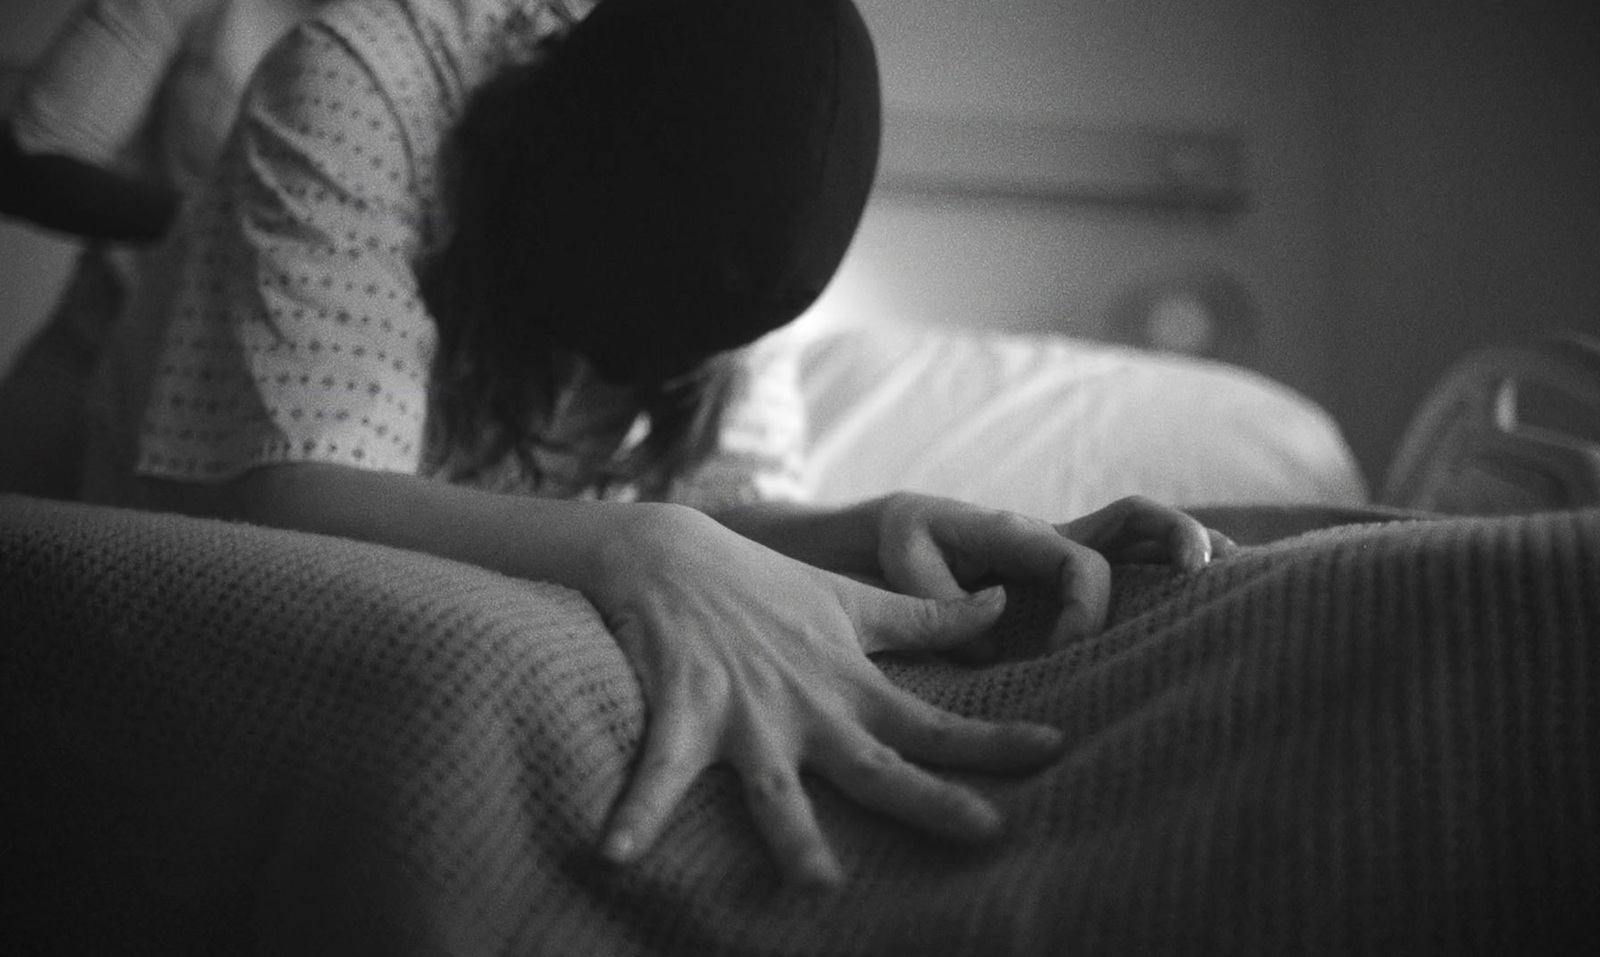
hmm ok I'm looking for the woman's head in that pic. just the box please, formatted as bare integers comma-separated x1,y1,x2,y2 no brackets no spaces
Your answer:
442,0,881,383
425,0,880,486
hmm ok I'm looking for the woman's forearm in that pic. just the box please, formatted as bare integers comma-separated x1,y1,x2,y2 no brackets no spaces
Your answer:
133,463,679,591
136,463,907,593
711,497,890,581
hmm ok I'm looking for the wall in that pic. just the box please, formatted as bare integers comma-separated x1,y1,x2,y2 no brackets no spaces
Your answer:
817,0,1338,405
1327,0,1600,480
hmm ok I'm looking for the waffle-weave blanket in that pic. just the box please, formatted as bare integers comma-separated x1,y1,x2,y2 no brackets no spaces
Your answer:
3,495,1596,954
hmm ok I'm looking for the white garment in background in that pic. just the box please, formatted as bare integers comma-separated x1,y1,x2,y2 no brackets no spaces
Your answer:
13,0,322,195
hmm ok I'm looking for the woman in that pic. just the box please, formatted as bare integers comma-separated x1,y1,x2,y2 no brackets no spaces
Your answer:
84,0,1232,888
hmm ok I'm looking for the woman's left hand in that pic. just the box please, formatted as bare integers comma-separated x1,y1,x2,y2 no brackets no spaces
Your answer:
875,493,1234,650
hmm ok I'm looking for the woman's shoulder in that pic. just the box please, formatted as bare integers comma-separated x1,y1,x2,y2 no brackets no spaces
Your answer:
314,1,591,111
286,1,587,210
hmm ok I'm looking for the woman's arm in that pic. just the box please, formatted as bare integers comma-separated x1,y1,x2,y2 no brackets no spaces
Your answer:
137,462,633,586
137,464,1068,888
0,121,180,241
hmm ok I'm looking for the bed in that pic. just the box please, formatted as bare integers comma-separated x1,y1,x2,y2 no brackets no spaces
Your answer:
3,324,1596,955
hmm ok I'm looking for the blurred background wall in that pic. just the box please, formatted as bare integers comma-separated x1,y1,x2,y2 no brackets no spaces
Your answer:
2,0,1596,488
1327,0,1599,477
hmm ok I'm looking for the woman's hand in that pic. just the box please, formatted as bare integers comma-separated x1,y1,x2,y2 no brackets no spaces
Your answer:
876,493,1234,648
589,504,1066,889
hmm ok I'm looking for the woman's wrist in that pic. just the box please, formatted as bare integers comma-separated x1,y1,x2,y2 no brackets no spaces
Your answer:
584,500,713,593
711,495,895,579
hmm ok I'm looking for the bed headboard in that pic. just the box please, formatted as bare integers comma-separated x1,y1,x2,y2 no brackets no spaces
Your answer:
1381,333,1600,514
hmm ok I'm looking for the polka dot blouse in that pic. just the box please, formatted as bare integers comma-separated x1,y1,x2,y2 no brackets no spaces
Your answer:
124,0,807,507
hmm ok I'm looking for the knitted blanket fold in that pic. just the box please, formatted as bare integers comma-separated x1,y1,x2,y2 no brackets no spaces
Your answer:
2,495,1597,955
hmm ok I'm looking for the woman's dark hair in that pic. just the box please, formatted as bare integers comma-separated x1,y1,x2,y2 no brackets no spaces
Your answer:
419,76,727,495
421,48,746,495
420,0,881,494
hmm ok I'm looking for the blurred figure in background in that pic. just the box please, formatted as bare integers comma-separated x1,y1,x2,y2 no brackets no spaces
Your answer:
0,0,326,496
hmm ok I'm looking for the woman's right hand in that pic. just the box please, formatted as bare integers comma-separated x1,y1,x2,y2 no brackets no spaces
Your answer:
588,503,1065,889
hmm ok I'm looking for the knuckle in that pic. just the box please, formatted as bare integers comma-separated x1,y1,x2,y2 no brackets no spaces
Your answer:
1053,550,1081,587
880,491,923,528
921,711,961,748
669,658,730,707
847,743,904,780
748,768,795,806
995,509,1045,538
906,598,946,633
874,597,942,643
1060,543,1108,578
882,490,917,512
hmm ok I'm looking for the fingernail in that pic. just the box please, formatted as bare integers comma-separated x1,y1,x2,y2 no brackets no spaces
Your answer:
601,829,636,863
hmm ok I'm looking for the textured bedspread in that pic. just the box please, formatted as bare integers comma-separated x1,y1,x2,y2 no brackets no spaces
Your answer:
3,496,1597,954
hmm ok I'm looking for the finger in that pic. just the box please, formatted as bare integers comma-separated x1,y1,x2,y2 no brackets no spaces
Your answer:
853,584,1006,656
1102,529,1234,567
880,525,967,600
1117,497,1212,569
934,513,1110,642
1102,540,1171,565
1209,527,1238,559
819,730,1005,845
955,511,1088,588
1052,545,1111,644
1056,496,1132,544
1160,506,1215,571
601,684,713,864
1061,495,1214,568
865,676,1065,773
737,755,844,889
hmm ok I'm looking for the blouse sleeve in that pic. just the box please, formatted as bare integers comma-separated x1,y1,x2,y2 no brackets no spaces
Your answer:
135,24,438,482
9,0,210,163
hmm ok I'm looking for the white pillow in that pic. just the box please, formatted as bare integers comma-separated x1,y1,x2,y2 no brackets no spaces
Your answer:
796,325,1369,520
